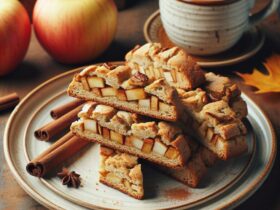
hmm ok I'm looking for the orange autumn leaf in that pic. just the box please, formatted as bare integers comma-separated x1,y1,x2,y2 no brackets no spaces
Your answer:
237,54,280,94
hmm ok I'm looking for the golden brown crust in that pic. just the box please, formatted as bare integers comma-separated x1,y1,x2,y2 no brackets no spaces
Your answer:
177,88,209,112
196,121,248,160
100,146,143,199
106,66,132,89
204,72,241,102
91,104,117,122
169,53,206,90
158,121,182,145
144,79,178,104
131,122,158,139
125,43,205,90
216,136,248,160
201,101,247,139
100,178,143,200
170,135,191,165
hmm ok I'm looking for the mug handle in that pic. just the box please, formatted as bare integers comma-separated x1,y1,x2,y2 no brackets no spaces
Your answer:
249,0,279,26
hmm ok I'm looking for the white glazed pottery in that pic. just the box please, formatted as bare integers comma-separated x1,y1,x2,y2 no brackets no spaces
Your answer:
143,11,265,67
159,0,279,55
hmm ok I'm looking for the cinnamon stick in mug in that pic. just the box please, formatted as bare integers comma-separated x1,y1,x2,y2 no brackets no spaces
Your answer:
35,104,83,141
50,99,84,119
26,132,89,177
0,92,20,112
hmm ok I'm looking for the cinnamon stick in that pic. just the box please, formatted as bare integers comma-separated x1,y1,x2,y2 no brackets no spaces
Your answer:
26,132,89,177
35,104,83,141
50,99,84,119
0,92,19,112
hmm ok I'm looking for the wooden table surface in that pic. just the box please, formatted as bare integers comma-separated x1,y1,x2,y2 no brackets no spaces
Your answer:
0,0,279,209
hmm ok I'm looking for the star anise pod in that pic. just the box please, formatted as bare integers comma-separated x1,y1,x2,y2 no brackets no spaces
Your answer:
57,168,81,188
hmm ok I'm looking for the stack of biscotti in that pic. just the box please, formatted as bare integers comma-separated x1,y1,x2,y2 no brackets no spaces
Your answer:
125,43,248,160
72,102,217,189
68,42,248,199
67,53,205,198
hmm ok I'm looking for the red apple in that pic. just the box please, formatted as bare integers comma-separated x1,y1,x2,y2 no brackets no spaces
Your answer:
33,0,118,64
0,0,31,76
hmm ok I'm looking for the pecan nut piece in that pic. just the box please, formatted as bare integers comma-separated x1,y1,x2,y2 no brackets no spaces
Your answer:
128,72,149,87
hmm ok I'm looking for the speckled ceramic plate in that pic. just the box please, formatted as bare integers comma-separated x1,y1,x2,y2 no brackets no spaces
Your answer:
144,10,265,68
4,63,276,210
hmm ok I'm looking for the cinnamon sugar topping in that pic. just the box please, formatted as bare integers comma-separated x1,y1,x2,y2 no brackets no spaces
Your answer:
164,187,190,200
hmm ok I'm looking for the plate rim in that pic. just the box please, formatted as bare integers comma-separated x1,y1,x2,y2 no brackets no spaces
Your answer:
218,93,277,209
143,10,265,68
4,64,277,210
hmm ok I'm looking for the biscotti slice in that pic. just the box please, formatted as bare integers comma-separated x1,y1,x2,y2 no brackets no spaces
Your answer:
204,72,241,102
178,88,248,160
157,140,217,188
203,72,247,119
71,103,191,168
67,64,182,121
200,101,247,139
99,146,144,199
125,43,205,90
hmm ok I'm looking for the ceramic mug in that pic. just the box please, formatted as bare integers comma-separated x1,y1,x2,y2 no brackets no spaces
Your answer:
159,0,279,55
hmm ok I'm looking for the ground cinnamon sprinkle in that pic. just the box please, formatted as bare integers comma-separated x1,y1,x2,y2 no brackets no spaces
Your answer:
164,187,190,201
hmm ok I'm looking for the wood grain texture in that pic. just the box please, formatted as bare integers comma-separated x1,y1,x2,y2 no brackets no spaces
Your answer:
0,0,279,209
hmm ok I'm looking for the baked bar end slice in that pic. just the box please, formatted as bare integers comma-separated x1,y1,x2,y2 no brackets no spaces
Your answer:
125,43,205,90
99,146,144,199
